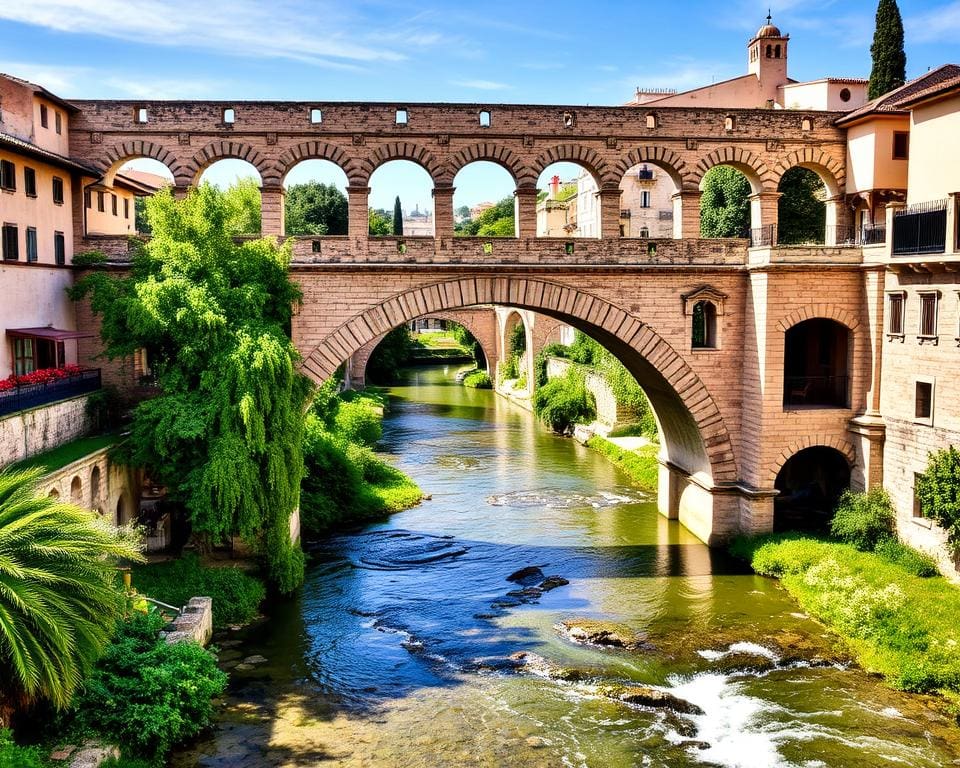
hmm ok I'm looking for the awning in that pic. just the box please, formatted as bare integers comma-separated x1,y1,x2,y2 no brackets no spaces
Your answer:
6,327,94,341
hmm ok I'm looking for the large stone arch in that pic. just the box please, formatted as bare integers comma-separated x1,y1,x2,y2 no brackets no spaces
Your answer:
446,143,532,187
614,146,693,190
359,142,443,185
277,141,362,185
189,140,275,185
98,140,187,186
300,276,737,486
533,144,612,186
775,305,861,333
772,148,845,198
693,147,772,192
767,437,856,487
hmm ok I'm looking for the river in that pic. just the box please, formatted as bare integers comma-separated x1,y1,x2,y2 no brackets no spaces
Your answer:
173,365,960,768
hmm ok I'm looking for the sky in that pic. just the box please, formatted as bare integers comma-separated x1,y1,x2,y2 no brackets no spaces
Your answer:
2,0,957,210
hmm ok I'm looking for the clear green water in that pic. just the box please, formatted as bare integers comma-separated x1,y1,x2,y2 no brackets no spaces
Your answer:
173,366,960,768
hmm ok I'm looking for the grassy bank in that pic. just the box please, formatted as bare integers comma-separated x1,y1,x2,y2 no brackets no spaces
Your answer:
731,533,960,697
585,436,659,490
11,434,117,473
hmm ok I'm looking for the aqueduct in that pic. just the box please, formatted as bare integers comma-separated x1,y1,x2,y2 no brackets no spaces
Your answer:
68,99,885,545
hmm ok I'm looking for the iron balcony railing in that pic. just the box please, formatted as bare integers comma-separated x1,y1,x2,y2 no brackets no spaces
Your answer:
858,223,886,245
893,199,948,256
783,375,849,408
750,224,862,248
0,369,101,417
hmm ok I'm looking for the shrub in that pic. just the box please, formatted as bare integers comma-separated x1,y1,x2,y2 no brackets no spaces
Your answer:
874,538,939,577
830,488,895,551
131,553,266,629
915,446,960,554
0,729,45,768
586,436,658,490
514,370,528,391
301,424,368,532
463,371,492,389
508,322,526,355
498,355,519,383
74,611,227,762
532,372,595,435
333,400,382,447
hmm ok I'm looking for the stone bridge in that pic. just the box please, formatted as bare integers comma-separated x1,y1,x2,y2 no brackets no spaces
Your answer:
68,99,883,546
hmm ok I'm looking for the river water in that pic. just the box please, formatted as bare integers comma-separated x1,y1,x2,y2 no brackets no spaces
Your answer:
174,366,960,768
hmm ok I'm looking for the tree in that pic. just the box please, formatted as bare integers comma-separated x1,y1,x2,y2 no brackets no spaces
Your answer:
455,205,471,221
366,326,413,383
70,186,310,592
393,196,404,236
368,208,392,236
916,446,960,554
219,178,261,235
868,0,906,100
285,182,348,236
699,166,751,238
0,469,143,721
455,197,515,237
778,167,826,244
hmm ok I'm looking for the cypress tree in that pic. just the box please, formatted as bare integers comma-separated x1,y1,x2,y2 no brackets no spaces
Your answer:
868,0,906,100
393,195,404,236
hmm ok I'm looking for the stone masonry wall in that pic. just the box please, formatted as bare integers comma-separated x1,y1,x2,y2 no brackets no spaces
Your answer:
0,395,91,467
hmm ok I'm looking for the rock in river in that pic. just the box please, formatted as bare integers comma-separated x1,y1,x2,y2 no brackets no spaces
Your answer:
557,618,650,651
506,566,544,586
598,684,704,716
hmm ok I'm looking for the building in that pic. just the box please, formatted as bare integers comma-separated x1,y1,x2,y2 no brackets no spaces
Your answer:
84,169,165,236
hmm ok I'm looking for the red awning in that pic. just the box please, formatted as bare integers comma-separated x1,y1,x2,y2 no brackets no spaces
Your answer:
6,327,94,341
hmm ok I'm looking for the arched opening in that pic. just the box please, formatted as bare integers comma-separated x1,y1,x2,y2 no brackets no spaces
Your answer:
368,160,434,237
774,447,851,532
783,319,850,408
90,465,101,506
777,167,826,245
282,159,349,237
197,159,263,236
536,162,600,238
116,495,129,526
619,163,678,239
453,162,517,238
699,166,752,238
70,476,82,506
48,488,59,499
691,301,717,349
89,157,174,236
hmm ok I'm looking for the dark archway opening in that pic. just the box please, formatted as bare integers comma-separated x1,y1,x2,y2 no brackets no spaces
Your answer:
783,319,849,408
774,447,851,532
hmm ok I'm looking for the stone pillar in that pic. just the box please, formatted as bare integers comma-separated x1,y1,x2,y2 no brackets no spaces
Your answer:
347,185,371,243
672,190,702,239
515,186,538,239
598,186,622,239
432,184,455,239
260,185,285,237
884,202,904,259
657,461,680,520
824,194,853,245
171,185,191,200
748,191,781,243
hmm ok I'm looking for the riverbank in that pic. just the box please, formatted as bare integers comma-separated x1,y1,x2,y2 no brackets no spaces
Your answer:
584,434,659,490
732,533,960,710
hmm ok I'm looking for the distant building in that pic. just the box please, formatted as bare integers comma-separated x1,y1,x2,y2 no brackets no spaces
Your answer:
402,203,434,236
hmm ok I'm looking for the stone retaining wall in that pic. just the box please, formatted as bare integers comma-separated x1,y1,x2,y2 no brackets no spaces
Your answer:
0,395,91,468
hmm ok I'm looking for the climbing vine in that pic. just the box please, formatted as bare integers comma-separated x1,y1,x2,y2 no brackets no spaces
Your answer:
70,185,310,592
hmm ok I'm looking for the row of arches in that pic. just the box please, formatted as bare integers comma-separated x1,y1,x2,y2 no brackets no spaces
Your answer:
46,464,133,527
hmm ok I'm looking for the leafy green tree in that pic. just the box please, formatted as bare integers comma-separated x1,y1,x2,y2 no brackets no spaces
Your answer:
456,197,515,237
532,370,595,435
70,186,310,592
700,166,751,238
0,469,143,721
366,326,413,383
455,205,471,221
868,0,906,100
219,177,261,235
916,446,960,554
393,196,404,236
369,208,392,236
285,182,348,236
134,196,150,235
777,167,826,244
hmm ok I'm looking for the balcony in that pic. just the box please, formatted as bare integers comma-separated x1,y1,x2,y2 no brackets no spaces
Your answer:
0,368,102,417
892,200,948,256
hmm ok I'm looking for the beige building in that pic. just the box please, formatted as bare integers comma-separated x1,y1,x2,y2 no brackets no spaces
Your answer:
84,170,164,236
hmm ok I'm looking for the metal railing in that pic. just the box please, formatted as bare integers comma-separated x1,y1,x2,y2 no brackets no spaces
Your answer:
858,223,886,246
749,225,776,247
893,200,948,256
783,375,849,408
0,369,101,417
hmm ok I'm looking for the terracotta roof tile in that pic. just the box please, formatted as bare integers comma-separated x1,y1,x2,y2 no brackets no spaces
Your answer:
836,64,960,124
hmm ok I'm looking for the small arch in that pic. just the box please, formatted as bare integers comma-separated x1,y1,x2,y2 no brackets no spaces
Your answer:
776,306,860,334
777,166,826,245
453,161,517,238
774,446,852,532
619,160,679,238
197,159,262,236
614,146,690,190
783,318,851,408
70,476,82,506
645,113,658,130
533,144,610,187
283,159,349,236
723,115,736,132
368,160,434,236
277,141,357,186
536,161,600,238
116,495,129,526
190,140,273,186
99,141,185,187
772,149,844,198
694,147,769,193
90,465,102,506
48,488,59,499
691,301,718,349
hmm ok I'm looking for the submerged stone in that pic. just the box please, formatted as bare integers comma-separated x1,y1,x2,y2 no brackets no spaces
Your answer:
557,618,649,650
507,566,545,585
539,576,569,592
598,684,705,716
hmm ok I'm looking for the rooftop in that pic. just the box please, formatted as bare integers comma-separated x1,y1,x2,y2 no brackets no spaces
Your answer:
836,64,960,124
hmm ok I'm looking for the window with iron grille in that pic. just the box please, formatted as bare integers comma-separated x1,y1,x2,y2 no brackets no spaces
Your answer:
918,292,938,339
887,292,905,336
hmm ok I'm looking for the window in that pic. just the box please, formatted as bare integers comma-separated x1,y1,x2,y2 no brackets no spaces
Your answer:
692,301,718,349
124,198,130,219
13,338,34,376
54,231,65,265
887,292,905,336
2,224,18,260
724,115,736,131
222,107,235,124
639,191,651,208
645,113,657,129
893,131,909,160
639,226,649,238
766,44,772,58
774,44,781,58
479,110,491,127
52,176,64,205
395,109,408,125
97,191,104,212
24,167,36,197
25,227,37,262
310,108,322,124
0,159,16,191
839,87,851,103
562,111,576,128
135,107,148,123
918,291,938,339
111,193,117,216
915,380,933,422
40,104,48,128
801,117,812,132
55,111,62,134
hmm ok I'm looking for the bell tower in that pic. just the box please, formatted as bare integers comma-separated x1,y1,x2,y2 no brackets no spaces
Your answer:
747,12,789,102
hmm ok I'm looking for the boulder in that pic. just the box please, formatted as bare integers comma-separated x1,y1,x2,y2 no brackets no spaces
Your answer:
599,684,704,716
557,618,649,651
507,566,545,586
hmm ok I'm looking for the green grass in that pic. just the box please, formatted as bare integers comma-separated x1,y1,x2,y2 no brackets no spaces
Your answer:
368,462,424,513
338,386,388,411
463,371,493,389
731,533,960,694
9,434,118,474
586,436,658,490
412,332,463,349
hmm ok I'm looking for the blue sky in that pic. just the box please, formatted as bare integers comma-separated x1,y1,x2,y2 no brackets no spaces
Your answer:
2,0,957,209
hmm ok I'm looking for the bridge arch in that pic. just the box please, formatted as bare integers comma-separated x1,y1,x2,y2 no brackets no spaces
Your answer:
772,149,844,198
300,276,738,492
614,146,692,190
446,143,532,187
533,144,611,186
189,140,275,186
693,147,772,193
278,141,362,186
98,140,187,187
359,142,443,185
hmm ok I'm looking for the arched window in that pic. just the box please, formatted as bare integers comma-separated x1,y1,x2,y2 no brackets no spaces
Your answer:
90,466,101,505
774,44,781,59
692,301,717,349
48,488,59,499
724,115,736,131
70,476,82,505
766,44,772,58
645,112,657,129
639,226,649,238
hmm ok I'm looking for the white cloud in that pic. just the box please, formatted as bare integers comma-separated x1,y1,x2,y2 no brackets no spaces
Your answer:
906,1,960,43
451,79,512,91
0,61,86,93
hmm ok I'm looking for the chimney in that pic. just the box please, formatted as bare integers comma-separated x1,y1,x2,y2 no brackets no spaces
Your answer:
550,175,560,198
